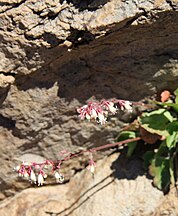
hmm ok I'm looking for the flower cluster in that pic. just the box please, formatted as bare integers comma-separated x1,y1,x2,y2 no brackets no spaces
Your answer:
77,102,108,124
118,100,133,112
14,137,142,186
14,153,97,186
14,161,64,186
77,99,132,124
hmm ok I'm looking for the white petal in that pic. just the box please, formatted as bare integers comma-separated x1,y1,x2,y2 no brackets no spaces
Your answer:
98,113,107,124
38,174,44,186
30,170,36,182
91,109,98,119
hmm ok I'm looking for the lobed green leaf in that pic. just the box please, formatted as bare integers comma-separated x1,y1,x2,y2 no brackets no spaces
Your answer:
138,109,173,137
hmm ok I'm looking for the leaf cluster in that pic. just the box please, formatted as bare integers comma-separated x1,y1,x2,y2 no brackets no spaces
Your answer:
117,88,178,192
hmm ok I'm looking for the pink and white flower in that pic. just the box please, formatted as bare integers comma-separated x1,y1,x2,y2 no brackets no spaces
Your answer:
87,158,96,174
97,112,107,125
101,100,117,114
37,173,44,186
77,102,107,124
118,100,133,112
30,170,37,183
54,171,64,183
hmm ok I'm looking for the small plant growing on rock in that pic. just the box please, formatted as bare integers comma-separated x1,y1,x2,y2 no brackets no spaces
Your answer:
15,89,178,193
142,89,178,192
117,89,178,192
14,98,139,186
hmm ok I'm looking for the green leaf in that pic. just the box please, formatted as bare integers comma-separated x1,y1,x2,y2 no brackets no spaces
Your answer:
156,141,167,156
169,157,175,185
166,121,178,149
143,151,155,169
155,101,178,113
166,132,178,149
174,88,178,104
127,142,137,158
166,121,178,133
117,131,137,157
149,156,171,191
138,109,173,137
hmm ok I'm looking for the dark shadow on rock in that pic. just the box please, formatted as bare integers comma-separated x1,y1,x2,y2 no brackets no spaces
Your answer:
0,114,16,129
110,141,160,180
42,33,64,48
60,0,109,11
0,177,13,198
0,86,10,106
66,28,95,47
111,148,145,180
15,11,178,104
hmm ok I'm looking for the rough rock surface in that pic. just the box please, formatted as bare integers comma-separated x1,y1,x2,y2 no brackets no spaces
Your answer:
0,0,178,206
0,153,178,216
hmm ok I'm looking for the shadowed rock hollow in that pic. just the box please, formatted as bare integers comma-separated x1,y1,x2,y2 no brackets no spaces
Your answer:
0,0,178,214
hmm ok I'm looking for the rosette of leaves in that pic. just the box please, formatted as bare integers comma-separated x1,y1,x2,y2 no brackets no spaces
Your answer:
118,88,178,192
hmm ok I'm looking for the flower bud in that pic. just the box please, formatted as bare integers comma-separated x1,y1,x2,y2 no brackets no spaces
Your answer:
97,112,106,125
14,165,20,172
54,171,64,183
87,159,96,174
30,170,36,183
37,173,44,186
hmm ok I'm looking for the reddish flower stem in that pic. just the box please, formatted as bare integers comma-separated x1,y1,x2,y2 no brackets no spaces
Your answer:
29,137,141,167
61,137,141,162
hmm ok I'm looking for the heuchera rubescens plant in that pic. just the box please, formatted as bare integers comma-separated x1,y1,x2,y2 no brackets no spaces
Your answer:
14,91,178,192
14,99,139,186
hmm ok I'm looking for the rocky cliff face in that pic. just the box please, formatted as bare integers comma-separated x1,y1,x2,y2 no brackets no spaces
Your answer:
0,0,178,213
